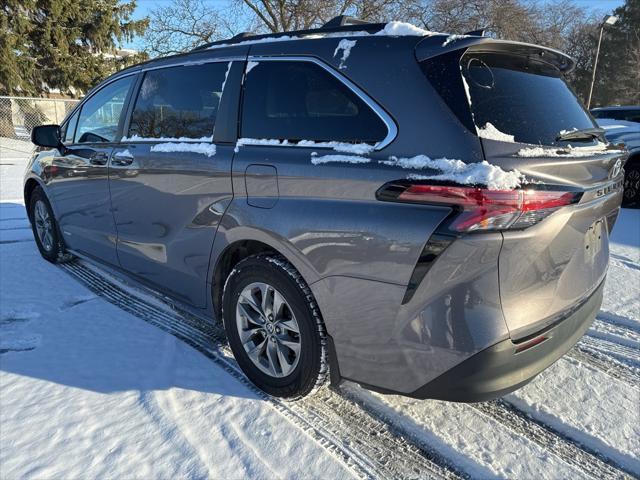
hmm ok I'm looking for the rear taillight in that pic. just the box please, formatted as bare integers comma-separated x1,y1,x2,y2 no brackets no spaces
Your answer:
379,183,581,232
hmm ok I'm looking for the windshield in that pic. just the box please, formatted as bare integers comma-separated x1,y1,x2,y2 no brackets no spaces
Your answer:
461,52,595,146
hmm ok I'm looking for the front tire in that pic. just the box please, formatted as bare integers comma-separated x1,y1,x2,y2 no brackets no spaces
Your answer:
222,255,329,399
29,187,69,263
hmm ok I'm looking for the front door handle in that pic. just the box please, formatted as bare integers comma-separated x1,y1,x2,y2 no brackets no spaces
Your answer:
90,152,108,166
112,153,135,166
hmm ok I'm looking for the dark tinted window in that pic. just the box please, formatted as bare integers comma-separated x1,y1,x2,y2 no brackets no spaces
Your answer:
461,53,595,146
76,76,133,143
128,62,229,139
592,109,640,123
241,61,387,143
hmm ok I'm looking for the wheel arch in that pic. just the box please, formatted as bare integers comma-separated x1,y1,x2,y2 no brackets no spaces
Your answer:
626,150,640,166
212,239,282,320
23,177,48,222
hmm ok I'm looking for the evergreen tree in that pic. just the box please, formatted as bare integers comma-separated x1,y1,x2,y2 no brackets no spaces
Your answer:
596,0,640,106
569,0,640,106
0,0,148,96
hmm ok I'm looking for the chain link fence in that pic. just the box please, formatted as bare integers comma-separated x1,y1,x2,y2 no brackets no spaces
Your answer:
0,96,79,155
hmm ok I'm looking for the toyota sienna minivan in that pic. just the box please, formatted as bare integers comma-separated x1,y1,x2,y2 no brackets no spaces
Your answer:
26,17,625,401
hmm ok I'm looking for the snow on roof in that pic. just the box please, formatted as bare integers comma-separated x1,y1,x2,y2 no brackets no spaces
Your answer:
208,21,436,49
442,34,471,47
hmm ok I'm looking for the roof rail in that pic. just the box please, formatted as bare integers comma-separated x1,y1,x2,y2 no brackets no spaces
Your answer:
192,16,384,51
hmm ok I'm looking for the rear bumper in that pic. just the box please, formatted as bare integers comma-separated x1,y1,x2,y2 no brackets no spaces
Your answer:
408,279,603,402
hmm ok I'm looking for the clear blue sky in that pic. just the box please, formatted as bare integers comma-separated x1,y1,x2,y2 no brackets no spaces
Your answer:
123,0,625,50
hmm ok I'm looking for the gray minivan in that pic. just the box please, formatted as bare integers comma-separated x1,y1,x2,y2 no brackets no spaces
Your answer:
26,17,625,401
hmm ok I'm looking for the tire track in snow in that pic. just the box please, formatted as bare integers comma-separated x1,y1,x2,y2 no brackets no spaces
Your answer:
472,401,635,479
60,260,460,480
597,312,640,334
589,321,640,349
580,335,640,368
567,347,640,388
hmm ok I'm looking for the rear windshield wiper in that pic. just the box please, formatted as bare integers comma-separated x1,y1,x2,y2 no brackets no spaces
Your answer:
555,127,604,142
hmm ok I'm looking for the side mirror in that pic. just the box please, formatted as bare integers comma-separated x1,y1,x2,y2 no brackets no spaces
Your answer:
31,125,61,148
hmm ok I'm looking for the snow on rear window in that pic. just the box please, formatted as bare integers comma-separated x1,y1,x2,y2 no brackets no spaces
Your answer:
477,123,515,143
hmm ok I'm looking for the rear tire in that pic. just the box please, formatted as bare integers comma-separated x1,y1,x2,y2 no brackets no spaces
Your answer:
622,163,640,208
29,187,70,263
222,255,329,399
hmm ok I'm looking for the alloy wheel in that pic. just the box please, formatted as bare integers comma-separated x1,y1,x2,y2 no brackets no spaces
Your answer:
235,282,301,378
34,200,54,252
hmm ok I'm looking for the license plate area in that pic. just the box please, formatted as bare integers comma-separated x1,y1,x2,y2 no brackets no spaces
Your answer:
584,219,605,264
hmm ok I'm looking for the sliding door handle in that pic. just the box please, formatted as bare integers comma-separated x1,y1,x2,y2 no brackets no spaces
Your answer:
112,154,135,166
89,152,108,166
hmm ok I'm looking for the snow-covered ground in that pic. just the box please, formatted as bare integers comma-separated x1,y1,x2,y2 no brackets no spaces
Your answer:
1,143,638,479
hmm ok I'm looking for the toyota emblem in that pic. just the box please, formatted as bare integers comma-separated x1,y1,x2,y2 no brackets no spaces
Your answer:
611,159,622,178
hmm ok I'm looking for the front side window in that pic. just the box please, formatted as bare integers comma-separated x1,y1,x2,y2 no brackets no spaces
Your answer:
128,62,229,139
76,76,133,143
241,61,387,144
62,111,79,144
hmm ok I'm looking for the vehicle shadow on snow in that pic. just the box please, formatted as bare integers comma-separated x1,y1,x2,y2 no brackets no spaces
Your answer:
0,201,256,399
0,300,257,400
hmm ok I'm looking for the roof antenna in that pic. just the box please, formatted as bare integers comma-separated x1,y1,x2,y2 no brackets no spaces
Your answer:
464,28,486,36
322,15,370,29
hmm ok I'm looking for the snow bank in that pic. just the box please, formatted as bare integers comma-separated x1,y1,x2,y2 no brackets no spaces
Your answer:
518,142,619,158
150,142,217,157
310,154,371,165
478,123,515,143
333,39,357,69
384,155,524,190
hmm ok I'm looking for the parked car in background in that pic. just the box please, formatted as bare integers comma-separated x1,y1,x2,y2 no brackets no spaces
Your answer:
26,17,625,402
592,107,640,208
591,106,640,123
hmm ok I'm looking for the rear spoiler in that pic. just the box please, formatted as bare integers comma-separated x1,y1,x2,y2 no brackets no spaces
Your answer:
416,35,576,74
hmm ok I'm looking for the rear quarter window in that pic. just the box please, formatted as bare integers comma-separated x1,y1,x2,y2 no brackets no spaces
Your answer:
240,60,387,144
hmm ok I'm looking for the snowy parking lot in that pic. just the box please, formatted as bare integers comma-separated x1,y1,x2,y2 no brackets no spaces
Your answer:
1,142,638,479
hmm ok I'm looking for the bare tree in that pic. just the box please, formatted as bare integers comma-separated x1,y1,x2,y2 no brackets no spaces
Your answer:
236,0,402,33
144,0,244,56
